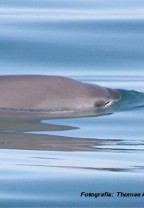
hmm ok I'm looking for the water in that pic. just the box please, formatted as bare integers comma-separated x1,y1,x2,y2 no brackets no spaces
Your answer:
0,0,144,207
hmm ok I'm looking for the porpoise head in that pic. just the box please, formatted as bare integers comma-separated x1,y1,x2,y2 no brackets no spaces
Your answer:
93,87,120,109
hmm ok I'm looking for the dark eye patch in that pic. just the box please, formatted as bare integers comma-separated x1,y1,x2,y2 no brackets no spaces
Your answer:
94,100,105,107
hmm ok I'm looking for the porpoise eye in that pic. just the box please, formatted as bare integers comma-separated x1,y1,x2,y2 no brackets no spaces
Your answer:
95,100,110,108
104,101,110,106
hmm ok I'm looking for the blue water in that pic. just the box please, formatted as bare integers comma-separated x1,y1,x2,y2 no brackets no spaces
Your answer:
0,0,144,207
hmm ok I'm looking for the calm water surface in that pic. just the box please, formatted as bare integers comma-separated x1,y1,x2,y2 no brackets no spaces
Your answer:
0,0,144,207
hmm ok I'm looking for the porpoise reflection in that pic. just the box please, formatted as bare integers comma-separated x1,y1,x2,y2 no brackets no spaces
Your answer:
0,75,120,111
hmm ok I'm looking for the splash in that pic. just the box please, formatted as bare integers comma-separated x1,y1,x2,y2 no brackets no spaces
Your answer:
111,89,144,112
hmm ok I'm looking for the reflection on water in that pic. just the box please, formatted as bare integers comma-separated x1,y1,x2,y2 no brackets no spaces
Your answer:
0,110,117,152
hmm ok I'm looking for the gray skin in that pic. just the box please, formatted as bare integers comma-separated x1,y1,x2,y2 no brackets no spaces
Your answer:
0,75,120,111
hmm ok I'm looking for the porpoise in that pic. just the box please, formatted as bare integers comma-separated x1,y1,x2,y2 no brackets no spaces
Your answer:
0,75,120,111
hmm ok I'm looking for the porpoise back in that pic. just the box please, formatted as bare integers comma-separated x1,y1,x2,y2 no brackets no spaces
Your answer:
0,75,120,111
